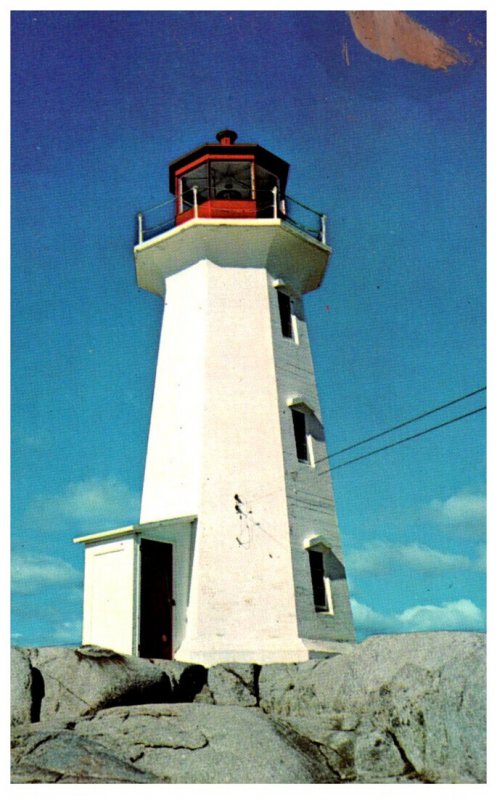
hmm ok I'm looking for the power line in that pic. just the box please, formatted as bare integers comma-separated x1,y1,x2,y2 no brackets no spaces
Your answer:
315,386,486,465
319,405,486,474
231,388,487,507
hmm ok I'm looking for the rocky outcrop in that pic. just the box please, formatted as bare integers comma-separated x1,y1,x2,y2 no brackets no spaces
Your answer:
11,704,328,784
11,726,159,784
25,644,206,722
11,632,486,784
193,663,260,706
11,648,34,727
258,632,486,783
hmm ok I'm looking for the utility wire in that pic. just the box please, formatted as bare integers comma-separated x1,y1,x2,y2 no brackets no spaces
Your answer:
236,388,487,507
315,386,486,465
319,405,486,474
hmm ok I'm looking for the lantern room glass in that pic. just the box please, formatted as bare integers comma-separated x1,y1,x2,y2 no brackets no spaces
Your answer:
180,163,209,210
255,164,278,216
210,161,253,200
178,159,281,216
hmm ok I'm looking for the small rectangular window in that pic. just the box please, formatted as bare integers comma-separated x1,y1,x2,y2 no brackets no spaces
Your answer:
277,290,293,339
309,550,328,611
291,408,308,462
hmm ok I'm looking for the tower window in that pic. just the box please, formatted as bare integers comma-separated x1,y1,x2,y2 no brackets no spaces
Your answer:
291,408,308,462
308,549,333,613
277,290,293,339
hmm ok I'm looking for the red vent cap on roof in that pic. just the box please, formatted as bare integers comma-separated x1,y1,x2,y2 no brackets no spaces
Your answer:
216,129,238,145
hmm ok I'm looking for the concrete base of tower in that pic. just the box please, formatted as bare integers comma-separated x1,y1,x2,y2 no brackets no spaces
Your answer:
301,638,356,659
174,637,310,667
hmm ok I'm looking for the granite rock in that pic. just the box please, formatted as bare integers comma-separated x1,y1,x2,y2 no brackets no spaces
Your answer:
11,632,486,784
26,645,207,721
259,632,486,783
195,663,260,706
12,705,328,784
11,648,34,727
11,724,158,783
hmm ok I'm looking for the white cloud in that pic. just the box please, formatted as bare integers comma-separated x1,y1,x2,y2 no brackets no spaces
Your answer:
24,476,140,533
350,598,388,630
11,553,80,595
398,543,474,572
397,599,484,631
347,540,480,576
351,597,485,637
428,490,486,536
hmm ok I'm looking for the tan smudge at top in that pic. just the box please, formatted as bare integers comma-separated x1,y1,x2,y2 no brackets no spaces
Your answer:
347,11,469,71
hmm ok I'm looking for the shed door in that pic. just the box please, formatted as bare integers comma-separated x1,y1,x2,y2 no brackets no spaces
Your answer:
139,540,173,659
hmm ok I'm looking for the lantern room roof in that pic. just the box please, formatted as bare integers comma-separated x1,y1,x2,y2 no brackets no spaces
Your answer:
168,131,290,194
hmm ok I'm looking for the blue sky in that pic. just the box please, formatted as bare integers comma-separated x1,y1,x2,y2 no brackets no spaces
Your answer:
11,10,486,645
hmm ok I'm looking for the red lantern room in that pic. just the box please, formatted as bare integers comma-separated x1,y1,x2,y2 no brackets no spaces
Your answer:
169,129,290,226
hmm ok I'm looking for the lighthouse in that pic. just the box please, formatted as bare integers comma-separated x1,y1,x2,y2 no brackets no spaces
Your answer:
75,130,355,665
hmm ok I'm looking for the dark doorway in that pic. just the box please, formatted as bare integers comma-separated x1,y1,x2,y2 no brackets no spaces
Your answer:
139,540,174,659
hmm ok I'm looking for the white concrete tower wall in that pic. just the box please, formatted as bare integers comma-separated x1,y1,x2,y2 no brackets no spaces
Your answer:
141,258,307,664
139,261,208,522
267,281,355,646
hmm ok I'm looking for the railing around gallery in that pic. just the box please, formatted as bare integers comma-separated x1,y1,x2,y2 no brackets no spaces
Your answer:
136,187,327,246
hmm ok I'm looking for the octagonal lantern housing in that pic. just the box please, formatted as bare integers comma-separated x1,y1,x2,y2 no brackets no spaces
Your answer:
169,129,290,226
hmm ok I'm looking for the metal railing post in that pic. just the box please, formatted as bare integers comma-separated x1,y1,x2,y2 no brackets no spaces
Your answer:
320,214,327,245
193,186,199,219
272,186,278,220
137,212,144,244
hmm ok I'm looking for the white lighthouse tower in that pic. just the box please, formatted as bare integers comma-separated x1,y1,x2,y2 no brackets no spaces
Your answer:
75,130,355,665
